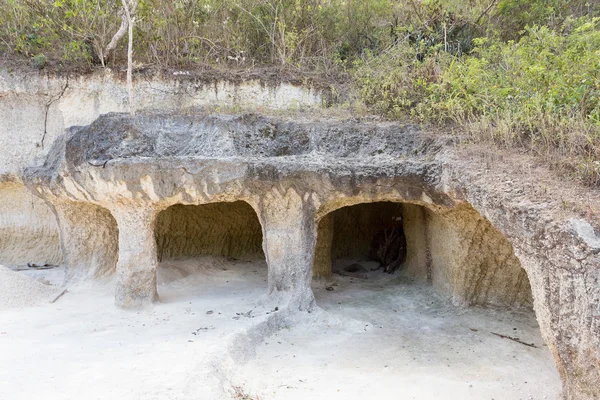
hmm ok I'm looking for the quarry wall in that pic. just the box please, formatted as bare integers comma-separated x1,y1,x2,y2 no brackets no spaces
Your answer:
0,70,321,268
0,70,598,399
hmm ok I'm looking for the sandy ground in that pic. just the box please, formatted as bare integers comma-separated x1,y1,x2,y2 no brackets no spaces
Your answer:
0,257,560,400
235,265,560,400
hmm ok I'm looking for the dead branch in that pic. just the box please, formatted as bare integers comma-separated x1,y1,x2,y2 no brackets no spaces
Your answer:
104,2,138,63
49,288,68,304
475,0,500,25
491,332,537,348
121,0,137,114
87,160,109,168
103,12,127,63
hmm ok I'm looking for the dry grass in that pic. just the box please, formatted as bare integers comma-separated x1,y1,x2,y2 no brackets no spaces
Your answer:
231,385,260,400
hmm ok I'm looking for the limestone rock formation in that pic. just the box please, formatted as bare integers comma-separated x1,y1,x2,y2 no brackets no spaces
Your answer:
18,111,600,399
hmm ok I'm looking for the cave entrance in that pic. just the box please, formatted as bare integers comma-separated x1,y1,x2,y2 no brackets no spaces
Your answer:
310,201,558,396
314,202,411,280
154,201,266,302
313,201,534,308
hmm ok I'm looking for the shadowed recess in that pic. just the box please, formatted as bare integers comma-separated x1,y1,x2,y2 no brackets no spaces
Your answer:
314,201,533,308
155,201,264,261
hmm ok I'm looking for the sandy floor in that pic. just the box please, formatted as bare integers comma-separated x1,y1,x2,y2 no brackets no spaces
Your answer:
0,257,560,400
235,266,560,399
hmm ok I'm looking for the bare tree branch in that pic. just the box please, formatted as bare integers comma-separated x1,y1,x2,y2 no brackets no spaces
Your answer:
475,0,500,25
104,2,139,64
104,11,127,62
121,0,138,114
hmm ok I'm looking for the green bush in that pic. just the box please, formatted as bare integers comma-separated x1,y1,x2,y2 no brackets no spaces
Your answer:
437,18,600,184
32,53,46,68
0,0,121,65
2,0,596,68
440,20,600,124
351,43,445,119
352,17,600,185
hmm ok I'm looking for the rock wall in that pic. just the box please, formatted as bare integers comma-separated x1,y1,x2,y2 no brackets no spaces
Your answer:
400,203,430,281
0,70,321,175
0,70,321,267
447,156,600,400
313,213,333,279
427,204,533,308
0,181,62,266
52,201,119,281
1,77,598,399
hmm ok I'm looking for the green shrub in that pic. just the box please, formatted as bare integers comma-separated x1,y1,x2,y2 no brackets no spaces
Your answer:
351,43,444,119
32,53,46,68
352,17,600,186
1,0,121,65
436,18,600,185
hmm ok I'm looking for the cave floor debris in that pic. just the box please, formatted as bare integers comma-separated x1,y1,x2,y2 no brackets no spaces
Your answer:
0,257,560,399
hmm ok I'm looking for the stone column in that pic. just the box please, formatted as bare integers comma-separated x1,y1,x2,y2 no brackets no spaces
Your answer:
259,189,316,310
111,206,159,308
313,213,333,279
52,201,119,282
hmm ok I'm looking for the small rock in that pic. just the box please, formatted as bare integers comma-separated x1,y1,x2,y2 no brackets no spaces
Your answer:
568,219,600,250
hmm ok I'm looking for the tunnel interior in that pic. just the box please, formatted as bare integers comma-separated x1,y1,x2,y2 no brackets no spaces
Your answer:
314,202,408,279
153,201,266,295
314,201,533,309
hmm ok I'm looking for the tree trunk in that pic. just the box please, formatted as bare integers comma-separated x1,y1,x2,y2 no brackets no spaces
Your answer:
121,0,136,115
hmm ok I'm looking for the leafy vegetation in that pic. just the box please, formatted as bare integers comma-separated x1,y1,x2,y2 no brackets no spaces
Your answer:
1,0,599,185
354,17,600,186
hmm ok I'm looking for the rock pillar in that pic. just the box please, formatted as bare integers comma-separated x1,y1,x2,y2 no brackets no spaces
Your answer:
259,189,316,310
111,206,159,308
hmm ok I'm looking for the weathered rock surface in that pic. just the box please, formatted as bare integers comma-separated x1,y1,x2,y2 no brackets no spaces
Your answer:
0,70,321,269
19,111,600,399
0,180,62,266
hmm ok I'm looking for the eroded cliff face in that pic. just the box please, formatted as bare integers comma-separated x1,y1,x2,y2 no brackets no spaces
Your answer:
448,155,600,400
1,70,599,399
0,70,321,268
20,111,600,399
0,181,62,266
